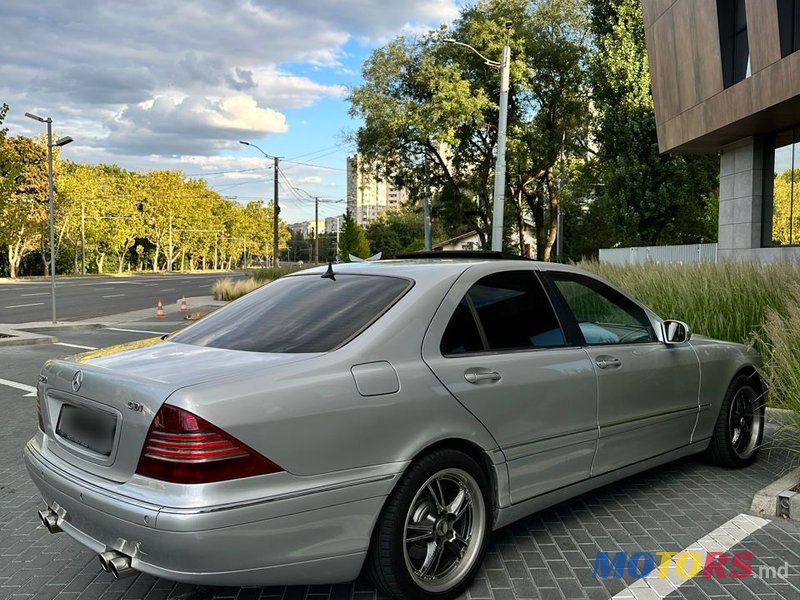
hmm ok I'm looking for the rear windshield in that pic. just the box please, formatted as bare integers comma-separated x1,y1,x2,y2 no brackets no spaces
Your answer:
170,274,412,353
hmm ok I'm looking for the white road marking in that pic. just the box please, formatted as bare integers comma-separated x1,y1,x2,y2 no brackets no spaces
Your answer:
20,292,49,297
101,294,125,298
611,513,770,599
4,302,45,309
106,327,171,335
160,288,176,292
55,342,98,350
0,377,37,397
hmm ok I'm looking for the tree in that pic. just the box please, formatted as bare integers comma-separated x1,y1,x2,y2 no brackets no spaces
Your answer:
0,135,49,278
586,0,718,249
349,0,592,260
365,206,428,258
337,211,370,260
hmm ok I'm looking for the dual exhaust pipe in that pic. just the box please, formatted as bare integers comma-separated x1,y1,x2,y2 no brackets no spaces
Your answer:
40,508,134,579
38,508,61,534
99,550,135,579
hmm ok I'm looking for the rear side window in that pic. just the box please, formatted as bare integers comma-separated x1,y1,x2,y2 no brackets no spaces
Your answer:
170,274,411,353
440,270,565,355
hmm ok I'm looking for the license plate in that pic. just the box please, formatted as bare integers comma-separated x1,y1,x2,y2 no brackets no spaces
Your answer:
56,404,117,456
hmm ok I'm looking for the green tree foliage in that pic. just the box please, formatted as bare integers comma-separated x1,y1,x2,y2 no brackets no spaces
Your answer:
585,0,719,250
337,211,370,260
349,0,592,260
0,135,49,278
365,206,433,258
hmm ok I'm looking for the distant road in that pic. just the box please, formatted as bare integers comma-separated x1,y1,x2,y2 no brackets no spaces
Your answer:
0,272,244,323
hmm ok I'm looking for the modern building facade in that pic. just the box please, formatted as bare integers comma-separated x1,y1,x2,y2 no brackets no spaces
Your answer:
346,154,408,227
643,0,800,260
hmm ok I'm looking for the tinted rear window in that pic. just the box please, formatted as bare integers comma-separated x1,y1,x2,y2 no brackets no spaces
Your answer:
170,274,412,353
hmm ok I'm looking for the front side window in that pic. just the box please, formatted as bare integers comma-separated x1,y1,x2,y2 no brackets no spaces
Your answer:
170,274,411,353
546,272,655,346
440,270,565,355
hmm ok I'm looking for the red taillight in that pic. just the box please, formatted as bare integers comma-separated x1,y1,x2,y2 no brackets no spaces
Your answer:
136,404,282,484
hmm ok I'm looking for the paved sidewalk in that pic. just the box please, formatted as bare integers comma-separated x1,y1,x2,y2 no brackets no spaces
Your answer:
0,319,798,599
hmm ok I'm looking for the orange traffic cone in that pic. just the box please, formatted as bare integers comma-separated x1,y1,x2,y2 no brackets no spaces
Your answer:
179,297,189,313
155,300,165,319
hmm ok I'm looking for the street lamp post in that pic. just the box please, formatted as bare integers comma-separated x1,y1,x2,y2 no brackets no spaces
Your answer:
445,22,512,252
239,141,281,267
25,112,72,324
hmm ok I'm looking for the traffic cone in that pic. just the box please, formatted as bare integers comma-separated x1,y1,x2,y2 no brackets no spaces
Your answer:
179,297,189,313
155,300,165,319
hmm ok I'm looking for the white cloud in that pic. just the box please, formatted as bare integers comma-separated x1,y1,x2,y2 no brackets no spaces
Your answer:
299,176,323,184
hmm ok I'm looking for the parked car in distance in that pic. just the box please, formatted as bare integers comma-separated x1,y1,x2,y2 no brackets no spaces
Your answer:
25,252,765,600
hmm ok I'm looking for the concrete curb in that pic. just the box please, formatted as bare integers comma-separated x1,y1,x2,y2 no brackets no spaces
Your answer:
752,407,800,519
0,329,57,347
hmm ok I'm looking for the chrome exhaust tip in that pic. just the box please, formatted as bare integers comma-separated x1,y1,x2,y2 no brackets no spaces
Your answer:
38,509,61,534
98,550,116,573
98,551,134,579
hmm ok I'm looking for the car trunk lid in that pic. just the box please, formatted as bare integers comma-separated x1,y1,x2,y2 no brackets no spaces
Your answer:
38,339,318,482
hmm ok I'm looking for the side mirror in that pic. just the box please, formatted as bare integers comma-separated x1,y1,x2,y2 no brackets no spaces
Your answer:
662,320,691,344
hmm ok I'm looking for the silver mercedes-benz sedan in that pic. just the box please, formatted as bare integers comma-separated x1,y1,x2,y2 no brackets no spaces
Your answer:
24,253,764,599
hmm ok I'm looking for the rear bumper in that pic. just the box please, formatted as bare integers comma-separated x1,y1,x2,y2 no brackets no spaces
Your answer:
24,440,397,585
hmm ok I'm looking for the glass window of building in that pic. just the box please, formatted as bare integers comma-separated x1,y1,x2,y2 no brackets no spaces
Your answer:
765,128,800,246
717,0,750,87
778,0,800,57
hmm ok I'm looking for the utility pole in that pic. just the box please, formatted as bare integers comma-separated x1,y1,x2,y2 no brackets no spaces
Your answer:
273,156,280,267
444,21,512,252
80,204,86,275
314,197,319,263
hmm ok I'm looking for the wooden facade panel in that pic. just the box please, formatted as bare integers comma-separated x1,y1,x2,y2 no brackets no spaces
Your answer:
691,0,724,100
650,9,681,122
673,0,699,111
643,0,800,152
745,0,780,74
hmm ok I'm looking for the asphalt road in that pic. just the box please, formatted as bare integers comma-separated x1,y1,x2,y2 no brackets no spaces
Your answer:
0,272,244,323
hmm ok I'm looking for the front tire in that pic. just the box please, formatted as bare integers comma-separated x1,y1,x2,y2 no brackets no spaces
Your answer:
367,449,491,600
706,373,765,468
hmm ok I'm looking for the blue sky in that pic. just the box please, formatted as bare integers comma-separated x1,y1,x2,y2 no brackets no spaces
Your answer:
0,0,461,223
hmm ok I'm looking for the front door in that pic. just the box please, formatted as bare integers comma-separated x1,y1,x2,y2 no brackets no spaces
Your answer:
541,269,701,475
422,266,598,504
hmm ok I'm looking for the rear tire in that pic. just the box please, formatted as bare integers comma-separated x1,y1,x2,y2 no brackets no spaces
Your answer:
367,449,491,600
706,373,765,468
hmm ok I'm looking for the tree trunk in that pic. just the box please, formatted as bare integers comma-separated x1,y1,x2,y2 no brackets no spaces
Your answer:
96,253,106,274
542,172,560,262
8,244,19,279
514,189,526,257
117,253,125,274
153,243,160,272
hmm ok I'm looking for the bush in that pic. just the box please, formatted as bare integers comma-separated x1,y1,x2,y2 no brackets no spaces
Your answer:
211,277,264,301
580,261,800,345
250,265,304,283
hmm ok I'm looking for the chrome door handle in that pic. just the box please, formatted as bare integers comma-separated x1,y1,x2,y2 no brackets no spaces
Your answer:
595,356,622,369
464,371,501,384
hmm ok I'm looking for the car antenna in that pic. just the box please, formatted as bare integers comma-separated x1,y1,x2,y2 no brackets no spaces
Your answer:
321,261,336,281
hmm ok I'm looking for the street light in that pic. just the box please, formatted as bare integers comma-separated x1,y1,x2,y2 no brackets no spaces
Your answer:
25,112,73,324
444,21,512,252
239,140,281,267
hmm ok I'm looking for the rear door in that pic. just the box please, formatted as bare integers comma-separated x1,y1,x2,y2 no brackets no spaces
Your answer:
540,267,700,474
422,264,598,504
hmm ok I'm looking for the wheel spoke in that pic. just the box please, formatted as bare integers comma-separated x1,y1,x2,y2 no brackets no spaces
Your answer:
406,521,435,544
446,485,469,517
419,541,444,577
427,481,446,513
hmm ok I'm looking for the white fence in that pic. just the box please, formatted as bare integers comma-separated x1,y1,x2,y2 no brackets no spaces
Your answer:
599,243,718,265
